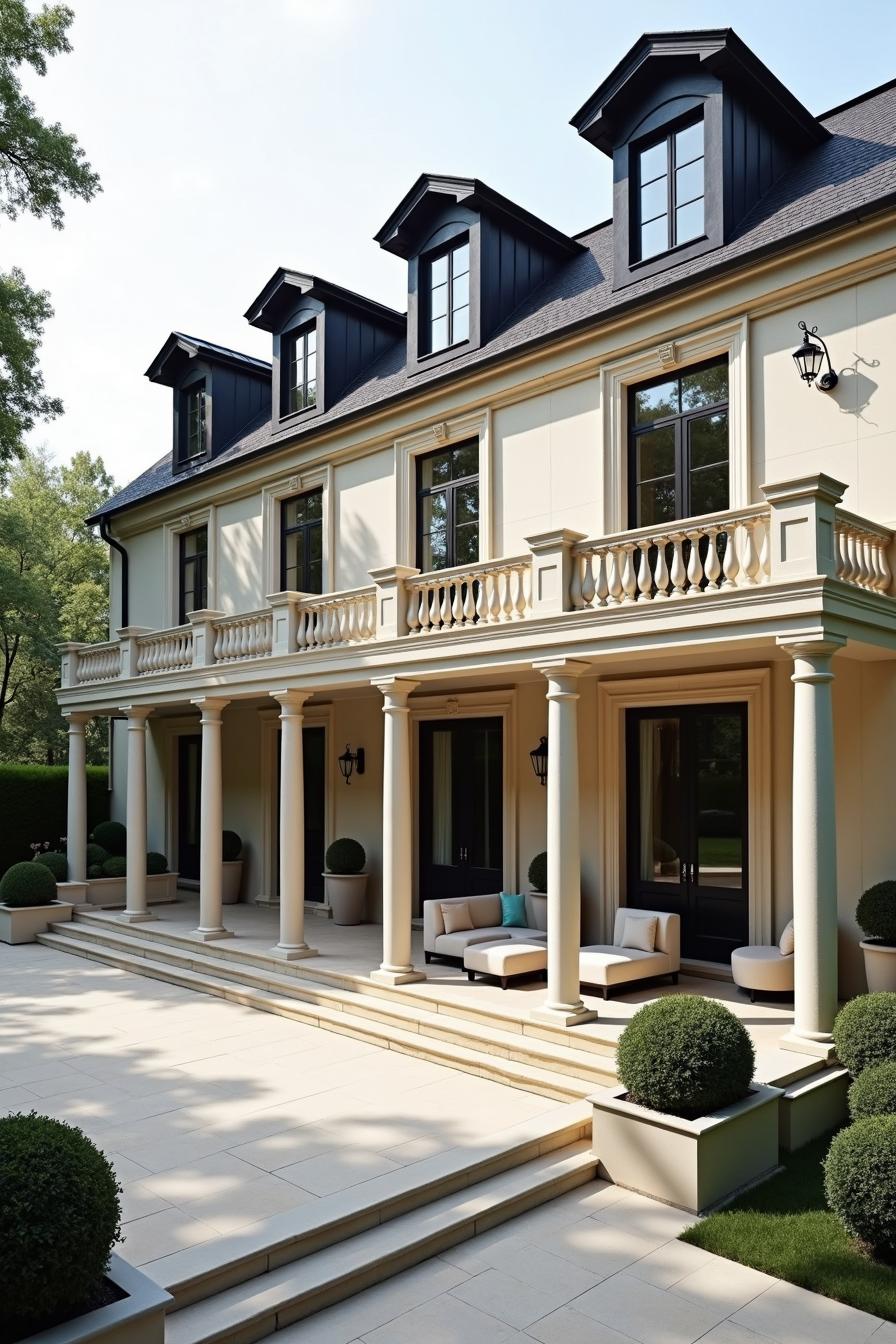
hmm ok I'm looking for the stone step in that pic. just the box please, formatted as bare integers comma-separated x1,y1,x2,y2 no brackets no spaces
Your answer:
40,921,617,1091
37,929,606,1101
143,1104,592,1310
164,1143,597,1344
69,907,619,1060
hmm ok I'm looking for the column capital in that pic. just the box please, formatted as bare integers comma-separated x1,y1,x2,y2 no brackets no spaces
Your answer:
118,705,153,722
63,710,93,729
372,676,420,705
777,633,846,678
190,696,230,721
270,689,312,712
533,657,591,680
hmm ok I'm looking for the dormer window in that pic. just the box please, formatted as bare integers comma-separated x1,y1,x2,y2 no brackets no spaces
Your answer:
425,237,470,354
282,322,317,415
636,117,705,261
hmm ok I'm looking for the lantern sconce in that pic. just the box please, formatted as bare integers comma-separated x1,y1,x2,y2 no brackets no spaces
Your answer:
792,321,839,392
530,736,548,786
337,744,365,785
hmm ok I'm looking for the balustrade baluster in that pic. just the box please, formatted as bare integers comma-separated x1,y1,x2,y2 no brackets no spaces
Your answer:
594,551,610,607
580,553,596,608
475,575,489,623
620,546,637,603
605,549,623,605
487,571,501,623
721,528,740,588
451,580,464,626
669,537,688,597
462,579,476,624
686,531,705,594
637,542,652,601
704,528,722,590
741,520,761,585
569,555,585,609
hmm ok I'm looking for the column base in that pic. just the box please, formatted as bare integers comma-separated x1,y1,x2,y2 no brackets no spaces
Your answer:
120,910,155,924
270,944,318,961
370,967,427,986
194,927,234,942
780,1030,837,1062
530,1003,599,1028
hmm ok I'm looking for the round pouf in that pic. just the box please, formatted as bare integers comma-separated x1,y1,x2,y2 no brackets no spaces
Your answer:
731,944,794,999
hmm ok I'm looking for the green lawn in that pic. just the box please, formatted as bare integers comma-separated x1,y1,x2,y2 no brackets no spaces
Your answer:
681,1132,896,1322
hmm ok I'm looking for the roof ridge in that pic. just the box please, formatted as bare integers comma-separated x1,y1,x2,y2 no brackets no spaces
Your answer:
818,75,896,122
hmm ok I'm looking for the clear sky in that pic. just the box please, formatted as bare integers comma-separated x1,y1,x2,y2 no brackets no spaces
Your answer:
11,0,896,488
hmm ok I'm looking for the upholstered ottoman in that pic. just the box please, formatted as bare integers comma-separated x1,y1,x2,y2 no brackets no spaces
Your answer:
464,939,548,989
731,945,794,1001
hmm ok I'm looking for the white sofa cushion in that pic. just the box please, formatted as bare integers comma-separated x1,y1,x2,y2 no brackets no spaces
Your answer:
424,893,545,954
441,901,473,934
579,945,673,987
778,919,795,956
612,908,681,970
465,939,548,978
621,915,657,952
433,928,513,958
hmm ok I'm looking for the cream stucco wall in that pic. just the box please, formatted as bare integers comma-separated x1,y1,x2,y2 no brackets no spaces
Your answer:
333,449,395,591
218,494,264,614
123,528,166,632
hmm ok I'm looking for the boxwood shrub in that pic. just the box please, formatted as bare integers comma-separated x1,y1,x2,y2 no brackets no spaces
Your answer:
87,863,103,879
617,995,755,1118
0,861,57,908
824,1115,896,1257
833,993,896,1075
0,1111,122,1326
146,851,168,875
222,830,243,862
0,764,107,875
101,856,126,878
856,880,896,945
528,851,547,893
91,820,126,857
33,850,68,881
85,842,109,869
325,837,365,874
848,1061,896,1120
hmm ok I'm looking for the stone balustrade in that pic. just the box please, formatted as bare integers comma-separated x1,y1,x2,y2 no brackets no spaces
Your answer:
835,510,893,594
213,611,274,662
406,557,532,634
296,587,377,650
74,642,122,683
135,627,194,675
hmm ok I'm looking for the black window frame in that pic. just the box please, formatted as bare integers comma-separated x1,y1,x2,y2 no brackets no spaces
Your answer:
421,234,471,357
178,525,208,624
280,487,324,594
627,356,729,530
280,319,318,418
633,112,706,264
177,378,209,468
415,440,480,573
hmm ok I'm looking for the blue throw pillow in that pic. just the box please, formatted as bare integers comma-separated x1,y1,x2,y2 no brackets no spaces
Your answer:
500,892,528,928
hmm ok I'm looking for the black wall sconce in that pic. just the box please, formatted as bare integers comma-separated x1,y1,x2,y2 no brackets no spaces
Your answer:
529,736,548,786
338,744,365,784
792,321,839,392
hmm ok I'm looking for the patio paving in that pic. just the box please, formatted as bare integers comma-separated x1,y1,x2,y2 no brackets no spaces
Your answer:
0,939,569,1275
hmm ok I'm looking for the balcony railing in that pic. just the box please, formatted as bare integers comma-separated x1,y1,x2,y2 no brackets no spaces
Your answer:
60,475,895,689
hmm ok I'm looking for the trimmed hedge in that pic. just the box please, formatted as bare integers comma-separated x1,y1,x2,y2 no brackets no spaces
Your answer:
528,851,547,893
33,850,68,881
0,1111,122,1326
146,851,168,875
833,993,896,1076
848,1062,896,1120
91,819,126,856
0,764,107,877
85,842,109,868
101,856,126,878
824,1116,896,1256
87,864,103,879
0,862,57,908
223,830,243,862
856,880,896,945
617,995,755,1118
325,837,365,874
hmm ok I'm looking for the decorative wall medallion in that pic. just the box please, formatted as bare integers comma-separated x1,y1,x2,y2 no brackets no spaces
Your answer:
180,515,192,528
288,476,300,492
432,421,449,444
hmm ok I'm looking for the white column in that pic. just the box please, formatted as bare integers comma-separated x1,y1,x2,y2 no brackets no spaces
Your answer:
192,696,232,941
371,677,425,986
64,712,91,883
120,706,153,924
780,638,843,1057
531,659,597,1027
270,690,317,959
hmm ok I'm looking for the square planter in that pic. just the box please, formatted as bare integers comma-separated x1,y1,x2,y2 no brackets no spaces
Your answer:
590,1082,783,1214
21,1253,170,1343
0,900,73,945
80,873,179,909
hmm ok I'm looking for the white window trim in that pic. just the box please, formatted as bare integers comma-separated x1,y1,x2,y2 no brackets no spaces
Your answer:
409,687,516,914
163,506,218,628
599,316,749,535
259,704,334,908
394,409,491,570
261,466,333,598
596,667,772,955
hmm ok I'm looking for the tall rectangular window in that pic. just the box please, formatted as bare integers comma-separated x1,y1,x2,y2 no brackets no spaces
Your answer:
416,440,479,571
637,117,705,261
280,488,323,593
181,382,207,461
426,237,470,353
282,322,317,415
178,526,208,623
628,358,728,528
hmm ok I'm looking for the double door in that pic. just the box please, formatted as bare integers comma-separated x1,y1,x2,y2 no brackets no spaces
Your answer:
419,717,503,904
625,704,748,963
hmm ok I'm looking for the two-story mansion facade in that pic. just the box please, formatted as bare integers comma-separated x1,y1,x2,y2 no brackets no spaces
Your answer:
59,29,896,1051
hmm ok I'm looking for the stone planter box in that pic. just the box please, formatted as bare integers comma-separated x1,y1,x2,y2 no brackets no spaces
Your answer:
74,873,180,910
860,940,896,991
22,1253,170,1343
221,860,244,905
591,1082,783,1214
0,900,73,945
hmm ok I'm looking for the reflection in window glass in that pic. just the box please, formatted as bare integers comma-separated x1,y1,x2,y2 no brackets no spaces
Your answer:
636,117,705,261
428,237,471,352
281,488,323,593
416,440,479,572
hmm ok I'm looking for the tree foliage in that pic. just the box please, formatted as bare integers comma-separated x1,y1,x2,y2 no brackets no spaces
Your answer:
0,445,113,763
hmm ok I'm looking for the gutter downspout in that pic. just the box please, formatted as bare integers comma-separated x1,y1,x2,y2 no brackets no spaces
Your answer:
99,516,129,630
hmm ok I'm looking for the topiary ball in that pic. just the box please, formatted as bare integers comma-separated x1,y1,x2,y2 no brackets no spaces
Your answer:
325,837,365,874
824,1116,896,1257
856,880,896,945
91,820,126,857
0,862,57,909
617,995,755,1118
85,842,109,869
146,852,168,875
33,851,68,882
222,830,243,862
0,1112,122,1324
87,864,103,880
101,856,127,878
528,851,547,893
834,993,896,1075
849,1062,896,1120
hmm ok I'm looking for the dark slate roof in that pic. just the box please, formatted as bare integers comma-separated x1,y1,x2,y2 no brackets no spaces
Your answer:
92,80,896,523
145,332,271,384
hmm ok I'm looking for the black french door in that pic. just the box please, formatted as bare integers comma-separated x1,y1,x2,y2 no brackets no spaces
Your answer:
419,717,503,904
625,704,748,963
177,734,202,879
275,725,326,903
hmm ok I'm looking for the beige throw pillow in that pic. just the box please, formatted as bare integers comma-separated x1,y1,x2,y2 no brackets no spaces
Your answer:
621,915,657,952
441,901,473,935
778,919,795,956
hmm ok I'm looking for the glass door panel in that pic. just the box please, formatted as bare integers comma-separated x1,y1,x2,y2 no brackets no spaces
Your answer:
419,717,503,905
177,734,202,880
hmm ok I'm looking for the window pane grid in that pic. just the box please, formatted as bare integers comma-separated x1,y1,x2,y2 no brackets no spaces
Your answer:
416,441,479,571
637,117,704,261
285,324,318,414
427,237,471,352
280,489,323,594
179,526,208,623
